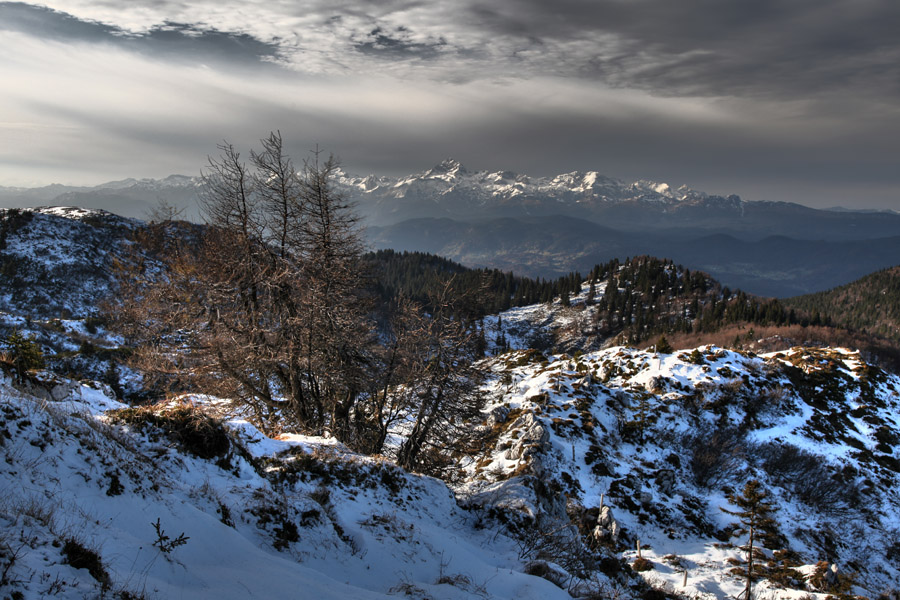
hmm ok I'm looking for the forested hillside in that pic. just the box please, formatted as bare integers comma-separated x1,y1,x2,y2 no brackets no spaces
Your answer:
367,250,900,369
785,266,900,344
367,250,796,330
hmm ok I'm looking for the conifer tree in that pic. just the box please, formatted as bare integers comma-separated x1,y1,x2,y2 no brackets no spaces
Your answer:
721,480,782,600
655,335,673,354
628,392,653,444
5,329,43,382
475,320,487,357
586,279,596,305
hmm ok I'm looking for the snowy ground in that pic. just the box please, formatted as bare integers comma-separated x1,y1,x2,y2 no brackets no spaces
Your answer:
3,207,899,598
459,344,900,598
0,374,574,599
3,343,898,598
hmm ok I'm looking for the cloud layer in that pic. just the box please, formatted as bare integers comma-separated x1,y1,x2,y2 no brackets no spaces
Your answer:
1,1,899,209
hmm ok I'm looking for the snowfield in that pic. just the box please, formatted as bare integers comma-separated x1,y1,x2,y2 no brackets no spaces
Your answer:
0,373,572,599
458,342,900,598
4,340,899,598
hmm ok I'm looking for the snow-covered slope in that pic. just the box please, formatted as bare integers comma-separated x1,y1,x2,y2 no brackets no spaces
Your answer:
460,342,900,598
9,346,894,598
0,207,138,318
0,373,573,600
0,207,206,321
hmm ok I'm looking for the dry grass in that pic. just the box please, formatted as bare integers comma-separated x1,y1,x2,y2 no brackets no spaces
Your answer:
666,324,900,370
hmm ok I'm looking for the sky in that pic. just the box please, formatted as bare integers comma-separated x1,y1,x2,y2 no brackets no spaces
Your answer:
1,0,899,210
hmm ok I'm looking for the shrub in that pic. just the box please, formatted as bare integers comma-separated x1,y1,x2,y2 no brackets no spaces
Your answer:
79,339,97,356
218,502,235,527
308,486,332,508
61,538,109,587
109,404,230,459
754,442,855,513
273,519,300,550
632,557,654,572
807,561,857,595
84,316,106,335
688,426,747,489
106,471,124,496
3,330,43,380
641,589,667,600
596,555,625,577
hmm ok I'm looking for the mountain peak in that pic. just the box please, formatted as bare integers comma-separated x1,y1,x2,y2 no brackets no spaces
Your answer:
426,158,467,178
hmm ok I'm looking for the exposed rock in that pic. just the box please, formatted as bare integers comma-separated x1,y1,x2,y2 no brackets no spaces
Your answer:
486,405,510,428
654,469,676,496
505,412,548,461
593,505,621,544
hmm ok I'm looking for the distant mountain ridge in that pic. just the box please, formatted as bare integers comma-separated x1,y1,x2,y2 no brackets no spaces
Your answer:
337,158,724,221
3,161,900,296
337,159,900,242
337,158,748,230
5,160,899,240
366,215,900,297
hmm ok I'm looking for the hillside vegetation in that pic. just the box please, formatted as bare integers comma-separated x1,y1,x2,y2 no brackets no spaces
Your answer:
369,250,900,369
785,266,900,344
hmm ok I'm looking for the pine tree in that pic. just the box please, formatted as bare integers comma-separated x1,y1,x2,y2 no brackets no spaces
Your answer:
721,480,782,600
586,280,596,305
627,392,653,444
655,335,673,354
475,320,487,357
5,329,43,382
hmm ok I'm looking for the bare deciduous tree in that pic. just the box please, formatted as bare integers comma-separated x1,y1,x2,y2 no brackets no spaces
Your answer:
111,132,486,467
114,133,372,438
395,278,485,473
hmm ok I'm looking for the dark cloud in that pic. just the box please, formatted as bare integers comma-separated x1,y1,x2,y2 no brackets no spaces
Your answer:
1,0,899,211
7,0,898,99
0,2,283,70
0,1,119,41
355,26,446,60
458,0,900,100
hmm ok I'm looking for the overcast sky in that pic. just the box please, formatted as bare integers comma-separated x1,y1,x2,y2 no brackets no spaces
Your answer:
1,0,899,209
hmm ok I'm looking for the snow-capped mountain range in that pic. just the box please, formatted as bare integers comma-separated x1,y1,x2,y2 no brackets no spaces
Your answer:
4,161,900,297
1,161,737,226
338,158,729,214
3,160,895,235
